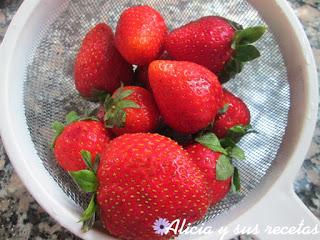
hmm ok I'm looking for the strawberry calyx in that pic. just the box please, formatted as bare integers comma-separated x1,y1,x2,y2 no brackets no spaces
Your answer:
195,132,228,155
78,194,97,232
103,85,140,128
224,18,243,32
51,111,99,148
195,104,230,137
195,132,247,192
218,103,230,114
219,24,267,83
218,124,257,192
232,167,240,193
220,124,257,147
92,89,111,103
78,89,111,102
69,150,99,232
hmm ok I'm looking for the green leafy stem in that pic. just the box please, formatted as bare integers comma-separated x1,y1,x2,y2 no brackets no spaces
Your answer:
219,22,267,83
51,111,98,148
103,86,140,128
69,150,100,232
195,125,254,192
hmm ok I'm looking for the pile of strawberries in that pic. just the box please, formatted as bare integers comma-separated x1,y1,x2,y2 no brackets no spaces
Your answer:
51,5,265,240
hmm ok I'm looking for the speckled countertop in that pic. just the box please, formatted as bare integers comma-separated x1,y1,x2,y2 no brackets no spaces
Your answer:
0,0,319,239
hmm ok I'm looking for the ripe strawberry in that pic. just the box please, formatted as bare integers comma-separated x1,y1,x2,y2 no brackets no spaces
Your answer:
115,6,167,65
96,133,210,240
102,86,160,136
186,143,231,206
213,89,251,138
52,112,110,171
165,17,266,82
148,60,223,134
74,23,133,98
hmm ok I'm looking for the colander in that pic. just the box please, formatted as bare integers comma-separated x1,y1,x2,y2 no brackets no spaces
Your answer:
0,0,319,239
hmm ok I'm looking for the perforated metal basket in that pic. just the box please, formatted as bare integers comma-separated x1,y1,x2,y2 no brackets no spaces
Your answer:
0,0,318,239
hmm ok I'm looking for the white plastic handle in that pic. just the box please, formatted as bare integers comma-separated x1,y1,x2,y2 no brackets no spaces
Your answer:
224,187,320,239
179,186,320,240
178,183,319,240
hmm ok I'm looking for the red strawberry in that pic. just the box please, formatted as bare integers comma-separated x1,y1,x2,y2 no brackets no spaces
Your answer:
74,23,133,98
148,60,223,134
115,6,167,65
186,143,231,206
96,133,210,240
213,89,251,138
165,17,266,82
165,17,234,74
102,86,160,136
52,112,110,171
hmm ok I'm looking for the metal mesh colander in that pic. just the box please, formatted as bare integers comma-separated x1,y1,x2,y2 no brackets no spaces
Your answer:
23,0,290,223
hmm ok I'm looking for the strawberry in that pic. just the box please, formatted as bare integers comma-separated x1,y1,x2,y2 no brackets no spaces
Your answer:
148,60,223,134
102,86,160,136
95,133,210,239
186,143,231,206
164,16,266,82
115,6,167,65
187,132,246,205
213,89,251,139
74,23,133,98
52,112,110,171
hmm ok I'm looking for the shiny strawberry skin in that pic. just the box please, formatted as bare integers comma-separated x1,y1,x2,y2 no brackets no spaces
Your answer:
111,86,160,136
148,60,223,134
97,133,210,240
54,121,110,171
213,90,251,138
74,23,133,98
115,6,167,65
164,16,235,74
186,143,231,206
